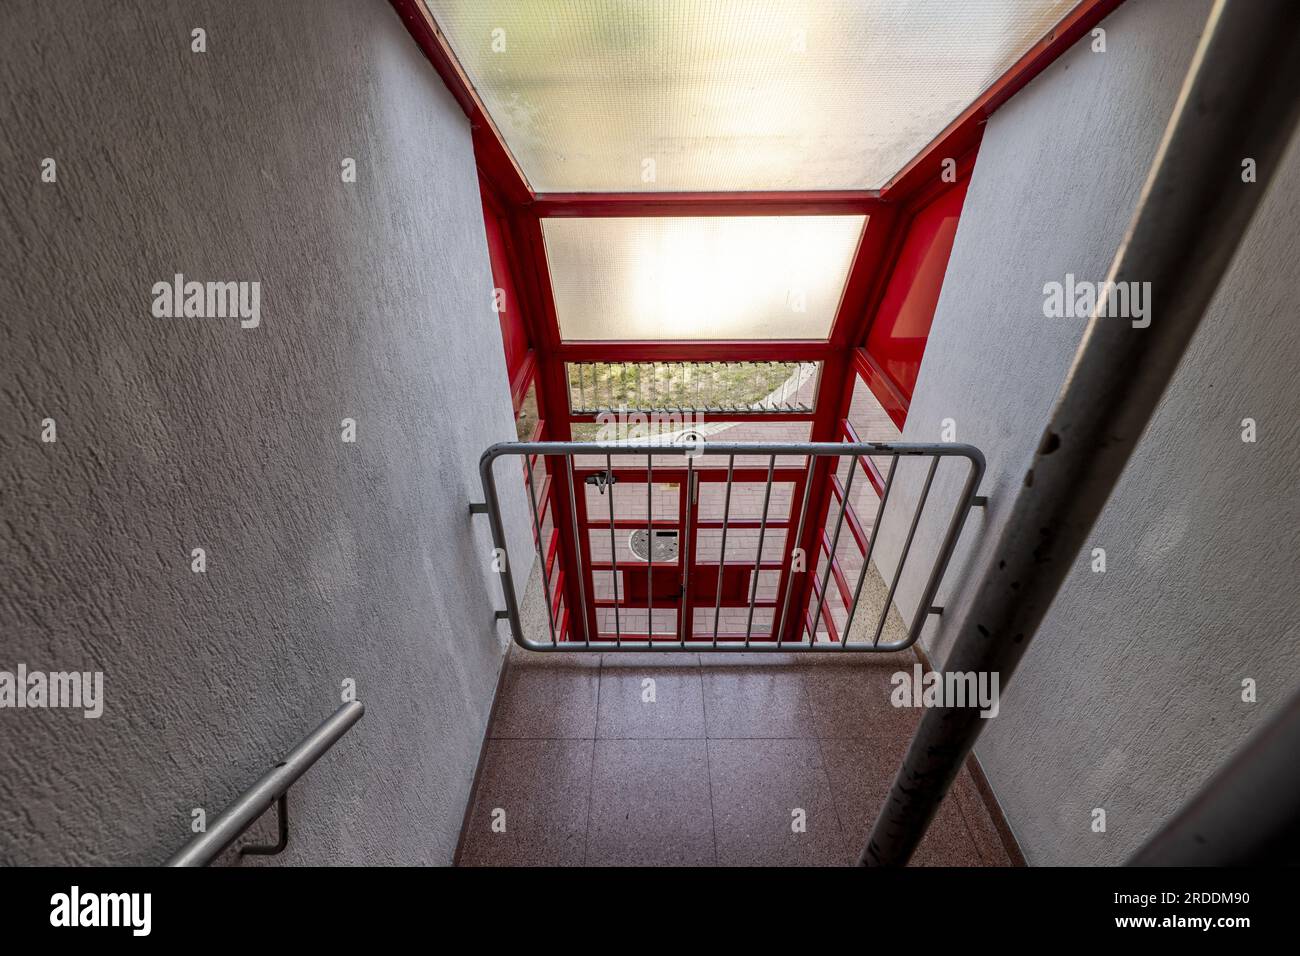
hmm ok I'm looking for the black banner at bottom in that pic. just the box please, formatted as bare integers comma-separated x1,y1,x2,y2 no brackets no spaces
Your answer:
0,865,1279,942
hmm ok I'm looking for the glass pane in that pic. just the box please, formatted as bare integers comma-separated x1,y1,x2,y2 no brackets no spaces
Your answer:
424,0,1076,191
567,361,819,413
542,215,864,340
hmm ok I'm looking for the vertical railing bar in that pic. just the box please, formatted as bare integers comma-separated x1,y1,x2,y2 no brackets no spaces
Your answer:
606,453,621,647
679,457,694,647
776,449,817,648
891,455,982,651
712,454,735,648
843,454,899,644
870,456,939,647
744,454,777,647
577,362,585,413
524,454,559,647
566,455,591,647
646,451,653,646
810,453,858,646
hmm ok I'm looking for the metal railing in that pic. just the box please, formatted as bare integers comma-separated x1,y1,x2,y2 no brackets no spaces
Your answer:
164,701,364,866
475,441,984,653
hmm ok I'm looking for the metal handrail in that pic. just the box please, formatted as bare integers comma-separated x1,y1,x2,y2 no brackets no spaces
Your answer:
164,701,364,867
476,440,984,652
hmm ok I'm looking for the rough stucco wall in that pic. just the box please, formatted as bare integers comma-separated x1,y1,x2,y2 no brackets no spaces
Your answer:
0,0,530,865
886,0,1300,864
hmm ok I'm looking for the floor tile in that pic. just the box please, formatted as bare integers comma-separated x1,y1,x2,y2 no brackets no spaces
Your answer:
701,664,816,738
952,765,1015,866
459,739,592,867
586,739,714,866
820,737,982,867
698,651,808,668
802,653,920,738
490,652,600,738
597,654,704,738
708,738,848,866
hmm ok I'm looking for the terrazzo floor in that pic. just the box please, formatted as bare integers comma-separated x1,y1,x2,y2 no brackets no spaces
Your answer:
457,647,1016,867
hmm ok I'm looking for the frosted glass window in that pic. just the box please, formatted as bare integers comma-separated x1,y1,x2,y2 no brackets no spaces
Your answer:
424,0,1076,192
542,216,865,340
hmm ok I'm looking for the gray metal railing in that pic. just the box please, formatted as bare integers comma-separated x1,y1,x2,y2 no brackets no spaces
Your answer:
164,701,364,866
475,441,984,653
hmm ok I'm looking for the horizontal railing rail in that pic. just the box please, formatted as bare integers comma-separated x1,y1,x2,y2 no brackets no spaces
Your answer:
476,441,984,653
164,701,364,867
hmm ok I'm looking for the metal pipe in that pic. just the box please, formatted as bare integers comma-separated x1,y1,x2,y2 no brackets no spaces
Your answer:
870,457,936,647
165,701,364,866
744,455,777,645
679,458,694,646
646,451,653,643
524,454,558,647
712,454,735,647
1128,688,1300,865
606,452,621,646
889,453,984,652
565,456,591,646
844,454,898,641
776,452,818,647
862,0,1300,865
810,454,858,644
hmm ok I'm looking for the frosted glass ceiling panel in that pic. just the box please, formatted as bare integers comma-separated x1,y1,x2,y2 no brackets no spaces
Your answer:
424,0,1076,192
543,216,865,340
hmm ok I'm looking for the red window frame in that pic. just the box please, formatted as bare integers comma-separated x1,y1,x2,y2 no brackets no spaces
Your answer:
393,0,1125,641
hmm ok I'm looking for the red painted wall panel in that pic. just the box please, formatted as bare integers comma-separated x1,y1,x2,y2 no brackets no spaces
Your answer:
864,177,971,404
481,196,529,388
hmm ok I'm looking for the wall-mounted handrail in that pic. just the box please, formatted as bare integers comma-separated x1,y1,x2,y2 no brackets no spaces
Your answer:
164,701,365,867
476,440,984,652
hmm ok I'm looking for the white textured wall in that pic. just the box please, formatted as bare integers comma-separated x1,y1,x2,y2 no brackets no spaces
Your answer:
0,0,530,864
885,0,1300,864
